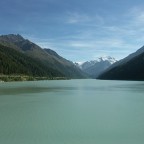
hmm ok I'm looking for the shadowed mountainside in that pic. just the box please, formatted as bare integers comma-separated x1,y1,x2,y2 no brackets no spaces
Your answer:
0,34,86,79
98,46,144,80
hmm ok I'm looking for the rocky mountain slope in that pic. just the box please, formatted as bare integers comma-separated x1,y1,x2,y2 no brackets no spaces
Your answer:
75,56,117,78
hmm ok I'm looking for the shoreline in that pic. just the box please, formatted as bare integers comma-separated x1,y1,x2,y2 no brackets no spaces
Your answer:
0,75,70,82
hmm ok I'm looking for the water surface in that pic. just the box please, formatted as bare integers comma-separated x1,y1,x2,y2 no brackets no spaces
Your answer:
0,79,144,144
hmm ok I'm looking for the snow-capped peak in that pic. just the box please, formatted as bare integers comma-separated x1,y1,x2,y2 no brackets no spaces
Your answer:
74,56,117,78
75,56,117,69
96,56,117,64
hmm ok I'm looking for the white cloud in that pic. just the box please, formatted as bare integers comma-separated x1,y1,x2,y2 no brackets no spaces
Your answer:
128,6,144,25
66,12,104,25
66,12,90,24
24,6,144,61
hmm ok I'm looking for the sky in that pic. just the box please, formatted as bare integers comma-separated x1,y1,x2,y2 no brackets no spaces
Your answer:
1,0,144,62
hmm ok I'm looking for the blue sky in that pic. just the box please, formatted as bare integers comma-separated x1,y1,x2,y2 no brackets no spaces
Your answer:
1,0,144,62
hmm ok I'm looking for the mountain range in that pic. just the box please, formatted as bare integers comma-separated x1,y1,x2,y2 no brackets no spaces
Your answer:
75,56,117,78
2,34,144,81
0,34,86,79
98,46,144,80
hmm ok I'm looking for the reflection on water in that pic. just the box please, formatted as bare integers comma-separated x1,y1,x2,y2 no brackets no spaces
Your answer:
0,79,144,144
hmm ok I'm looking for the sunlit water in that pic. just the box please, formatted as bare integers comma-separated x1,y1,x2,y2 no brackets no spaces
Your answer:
0,79,144,144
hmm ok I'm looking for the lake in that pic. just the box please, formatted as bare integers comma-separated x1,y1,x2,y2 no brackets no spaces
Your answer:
0,79,144,144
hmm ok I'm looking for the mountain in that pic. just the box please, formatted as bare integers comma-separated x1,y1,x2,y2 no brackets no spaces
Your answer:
98,46,144,80
0,44,63,77
75,56,117,78
0,34,85,79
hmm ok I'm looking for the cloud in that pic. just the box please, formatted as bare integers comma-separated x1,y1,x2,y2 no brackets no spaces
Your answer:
128,6,144,25
66,12,104,25
24,6,144,62
66,12,90,24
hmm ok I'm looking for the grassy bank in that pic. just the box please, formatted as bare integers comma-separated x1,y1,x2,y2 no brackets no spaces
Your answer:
0,75,69,82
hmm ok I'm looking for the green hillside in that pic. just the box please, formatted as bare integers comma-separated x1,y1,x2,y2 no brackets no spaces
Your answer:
0,34,86,80
0,44,64,77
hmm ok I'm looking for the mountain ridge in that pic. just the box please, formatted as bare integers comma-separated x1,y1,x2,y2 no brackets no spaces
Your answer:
0,34,86,79
98,46,144,80
75,56,117,78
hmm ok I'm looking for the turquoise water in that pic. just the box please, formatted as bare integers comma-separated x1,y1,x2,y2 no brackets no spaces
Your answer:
0,79,144,144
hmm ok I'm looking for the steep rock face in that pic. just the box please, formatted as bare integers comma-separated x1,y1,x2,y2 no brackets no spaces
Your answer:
75,56,117,78
0,34,85,78
98,46,144,80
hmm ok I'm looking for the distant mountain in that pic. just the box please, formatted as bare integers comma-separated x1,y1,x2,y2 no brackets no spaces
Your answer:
98,46,144,80
0,34,86,79
75,56,117,78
